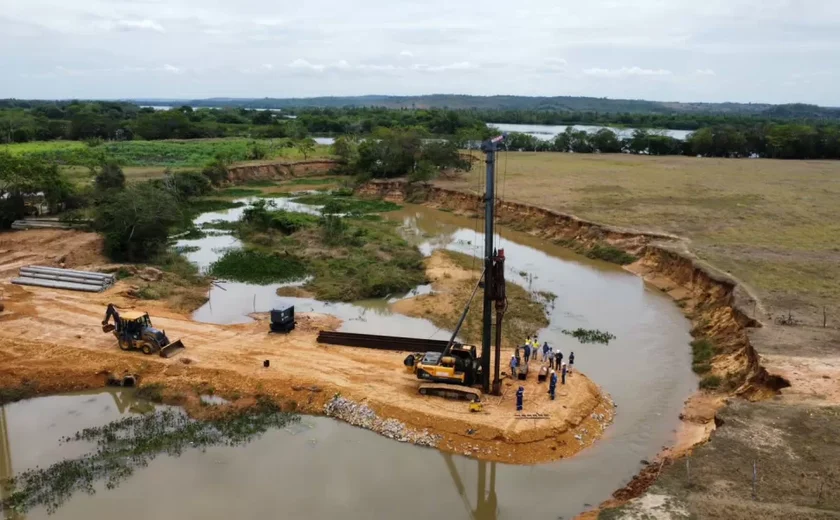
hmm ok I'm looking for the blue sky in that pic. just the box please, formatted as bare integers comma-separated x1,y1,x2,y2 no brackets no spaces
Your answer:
2,0,839,105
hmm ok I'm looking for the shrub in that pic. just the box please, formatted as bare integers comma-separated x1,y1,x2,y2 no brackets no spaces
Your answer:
585,244,637,265
94,161,126,191
691,338,716,374
699,375,722,390
202,158,228,186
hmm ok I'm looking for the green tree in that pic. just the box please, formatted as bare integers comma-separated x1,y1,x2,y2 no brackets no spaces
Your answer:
331,135,358,165
94,161,126,191
94,183,180,261
0,153,73,227
590,128,622,153
296,138,317,160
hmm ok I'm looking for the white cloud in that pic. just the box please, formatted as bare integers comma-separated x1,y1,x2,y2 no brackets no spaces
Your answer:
254,19,284,27
114,19,164,33
413,62,476,72
288,58,326,71
261,64,274,70
162,64,183,74
583,66,673,77
694,68,716,76
544,57,568,72
5,0,840,104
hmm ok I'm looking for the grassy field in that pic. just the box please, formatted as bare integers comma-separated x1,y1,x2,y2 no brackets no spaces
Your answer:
441,153,840,324
4,139,331,167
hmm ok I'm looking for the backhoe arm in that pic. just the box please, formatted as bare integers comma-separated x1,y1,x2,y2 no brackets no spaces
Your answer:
102,303,121,328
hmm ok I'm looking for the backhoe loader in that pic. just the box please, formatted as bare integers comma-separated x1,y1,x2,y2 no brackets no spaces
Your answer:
102,304,185,358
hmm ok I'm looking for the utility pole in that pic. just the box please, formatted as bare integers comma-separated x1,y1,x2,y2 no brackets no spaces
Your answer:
480,135,506,395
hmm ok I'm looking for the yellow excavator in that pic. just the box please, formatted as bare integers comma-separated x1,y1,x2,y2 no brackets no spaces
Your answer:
102,304,185,358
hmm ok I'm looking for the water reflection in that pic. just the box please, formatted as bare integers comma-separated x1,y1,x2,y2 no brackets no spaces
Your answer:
444,454,499,520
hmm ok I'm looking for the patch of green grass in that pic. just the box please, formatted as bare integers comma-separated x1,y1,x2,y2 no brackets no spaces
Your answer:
218,188,262,197
585,244,637,265
256,192,295,198
209,249,307,284
284,177,340,186
9,139,331,168
295,193,401,214
691,338,717,374
242,180,279,187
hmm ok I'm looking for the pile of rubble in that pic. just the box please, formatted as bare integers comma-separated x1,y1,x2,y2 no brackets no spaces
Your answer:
324,395,441,447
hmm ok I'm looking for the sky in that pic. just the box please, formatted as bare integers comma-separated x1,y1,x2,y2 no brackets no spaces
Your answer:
2,0,839,105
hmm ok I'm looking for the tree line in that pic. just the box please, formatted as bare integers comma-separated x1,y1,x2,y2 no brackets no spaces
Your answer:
0,101,489,144
501,124,840,159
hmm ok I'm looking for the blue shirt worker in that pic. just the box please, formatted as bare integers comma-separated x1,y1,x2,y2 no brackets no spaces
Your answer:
542,342,550,361
549,370,558,400
555,350,563,370
509,355,518,379
516,386,524,411
569,351,575,375
523,343,531,364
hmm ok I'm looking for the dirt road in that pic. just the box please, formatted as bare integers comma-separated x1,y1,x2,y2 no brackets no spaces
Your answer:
0,230,612,464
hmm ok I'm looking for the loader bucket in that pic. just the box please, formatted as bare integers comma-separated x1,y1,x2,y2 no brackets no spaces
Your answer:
159,339,185,358
102,324,115,333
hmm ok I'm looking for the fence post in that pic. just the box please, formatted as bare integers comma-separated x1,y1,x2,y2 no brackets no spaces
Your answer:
824,307,828,328
752,460,757,500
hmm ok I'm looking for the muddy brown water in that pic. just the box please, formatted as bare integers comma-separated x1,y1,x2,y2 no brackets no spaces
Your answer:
1,202,696,519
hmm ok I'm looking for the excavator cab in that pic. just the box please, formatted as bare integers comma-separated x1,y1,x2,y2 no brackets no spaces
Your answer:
102,304,185,358
414,344,482,402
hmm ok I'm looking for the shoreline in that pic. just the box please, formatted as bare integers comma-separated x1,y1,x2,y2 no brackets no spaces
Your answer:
0,248,613,465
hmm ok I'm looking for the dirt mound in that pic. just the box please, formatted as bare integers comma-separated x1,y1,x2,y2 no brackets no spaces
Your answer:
0,229,105,279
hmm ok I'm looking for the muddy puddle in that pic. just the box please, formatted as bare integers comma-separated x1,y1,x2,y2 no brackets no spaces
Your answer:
1,199,696,519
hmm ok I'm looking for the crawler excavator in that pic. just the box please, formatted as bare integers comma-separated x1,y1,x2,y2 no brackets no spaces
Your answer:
102,304,185,358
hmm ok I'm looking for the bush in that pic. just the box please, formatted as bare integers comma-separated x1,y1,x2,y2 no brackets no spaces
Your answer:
94,161,126,191
699,375,722,390
202,158,228,186
585,244,637,265
691,338,716,374
94,183,180,262
166,171,211,199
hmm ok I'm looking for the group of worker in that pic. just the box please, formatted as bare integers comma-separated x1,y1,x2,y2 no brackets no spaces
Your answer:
511,334,576,410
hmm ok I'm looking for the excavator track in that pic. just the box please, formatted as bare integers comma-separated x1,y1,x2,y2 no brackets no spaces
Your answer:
418,383,482,402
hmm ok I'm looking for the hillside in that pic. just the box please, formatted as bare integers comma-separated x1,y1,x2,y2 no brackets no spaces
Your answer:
127,95,840,119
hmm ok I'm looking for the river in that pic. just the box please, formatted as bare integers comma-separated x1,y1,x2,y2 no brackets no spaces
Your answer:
1,198,696,519
488,123,693,141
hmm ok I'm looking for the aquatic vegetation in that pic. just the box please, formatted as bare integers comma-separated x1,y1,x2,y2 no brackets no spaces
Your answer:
209,249,307,284
561,328,617,345
0,397,298,514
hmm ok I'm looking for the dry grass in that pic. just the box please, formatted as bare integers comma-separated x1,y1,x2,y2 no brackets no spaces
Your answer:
441,153,840,320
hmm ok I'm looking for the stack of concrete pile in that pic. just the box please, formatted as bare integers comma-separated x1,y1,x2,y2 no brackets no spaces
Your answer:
12,265,115,293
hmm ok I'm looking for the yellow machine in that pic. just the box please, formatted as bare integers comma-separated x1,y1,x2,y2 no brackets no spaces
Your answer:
405,344,483,402
102,304,185,358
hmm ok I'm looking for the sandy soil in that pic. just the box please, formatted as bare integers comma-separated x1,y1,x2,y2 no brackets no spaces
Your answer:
0,230,612,464
0,229,105,279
